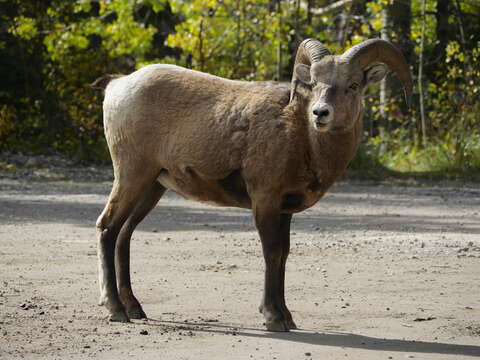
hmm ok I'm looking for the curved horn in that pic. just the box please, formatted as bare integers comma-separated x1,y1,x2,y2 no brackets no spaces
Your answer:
340,38,413,107
294,38,331,67
290,38,330,102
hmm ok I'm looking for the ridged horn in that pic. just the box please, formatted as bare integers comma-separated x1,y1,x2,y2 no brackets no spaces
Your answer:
340,38,413,108
290,38,331,102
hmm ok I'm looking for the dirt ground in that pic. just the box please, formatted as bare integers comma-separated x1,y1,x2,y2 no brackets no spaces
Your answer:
1,176,479,359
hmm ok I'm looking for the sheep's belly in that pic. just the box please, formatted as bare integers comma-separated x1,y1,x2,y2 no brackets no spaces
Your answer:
157,167,252,209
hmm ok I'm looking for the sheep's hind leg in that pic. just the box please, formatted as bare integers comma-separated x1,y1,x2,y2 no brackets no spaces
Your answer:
115,181,166,319
96,168,159,322
255,209,296,332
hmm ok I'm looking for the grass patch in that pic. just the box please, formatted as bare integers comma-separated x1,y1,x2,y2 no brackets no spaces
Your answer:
348,134,480,182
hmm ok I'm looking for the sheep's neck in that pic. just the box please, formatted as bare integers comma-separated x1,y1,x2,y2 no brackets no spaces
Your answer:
308,116,363,190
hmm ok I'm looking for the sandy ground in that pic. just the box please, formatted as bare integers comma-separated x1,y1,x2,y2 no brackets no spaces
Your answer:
0,178,479,359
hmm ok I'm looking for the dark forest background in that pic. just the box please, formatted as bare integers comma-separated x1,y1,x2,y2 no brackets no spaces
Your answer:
1,0,479,178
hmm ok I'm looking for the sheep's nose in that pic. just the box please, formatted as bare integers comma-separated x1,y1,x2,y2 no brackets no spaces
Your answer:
312,103,334,127
313,108,330,117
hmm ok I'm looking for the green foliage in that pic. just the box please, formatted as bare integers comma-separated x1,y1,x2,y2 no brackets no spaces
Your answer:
0,0,479,176
353,130,480,180
166,0,290,79
8,15,38,40
0,0,172,162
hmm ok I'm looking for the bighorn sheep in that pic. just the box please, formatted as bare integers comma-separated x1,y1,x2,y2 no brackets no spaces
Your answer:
92,38,412,331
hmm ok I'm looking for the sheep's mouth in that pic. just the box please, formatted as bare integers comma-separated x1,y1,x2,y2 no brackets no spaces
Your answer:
315,119,330,129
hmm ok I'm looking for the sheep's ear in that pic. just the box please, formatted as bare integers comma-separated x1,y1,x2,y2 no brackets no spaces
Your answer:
364,63,388,84
294,64,311,84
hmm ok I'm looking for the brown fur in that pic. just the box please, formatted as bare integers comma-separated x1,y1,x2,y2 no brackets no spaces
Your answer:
93,44,409,331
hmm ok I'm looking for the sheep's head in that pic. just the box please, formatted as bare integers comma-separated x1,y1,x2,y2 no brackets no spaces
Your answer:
290,38,413,133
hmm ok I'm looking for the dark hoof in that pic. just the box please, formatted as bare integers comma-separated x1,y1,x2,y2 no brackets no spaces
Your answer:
109,311,130,323
127,306,147,319
265,320,289,332
286,319,297,330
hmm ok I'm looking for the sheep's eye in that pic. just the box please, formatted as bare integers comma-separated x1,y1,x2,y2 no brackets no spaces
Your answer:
349,82,359,91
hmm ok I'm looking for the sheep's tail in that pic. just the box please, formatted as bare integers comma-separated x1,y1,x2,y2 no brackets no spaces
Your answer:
90,74,124,90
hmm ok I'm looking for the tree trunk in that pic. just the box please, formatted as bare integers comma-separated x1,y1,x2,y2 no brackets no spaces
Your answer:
386,0,413,125
276,0,282,81
418,0,427,146
432,0,450,64
387,0,413,62
379,7,389,139
307,0,313,25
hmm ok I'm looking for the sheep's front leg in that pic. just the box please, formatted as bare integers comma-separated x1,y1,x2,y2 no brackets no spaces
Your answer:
254,208,296,332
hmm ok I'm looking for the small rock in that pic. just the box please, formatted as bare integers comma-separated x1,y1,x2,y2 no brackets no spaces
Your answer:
413,316,436,322
25,158,39,167
139,329,148,335
204,319,219,323
305,352,312,356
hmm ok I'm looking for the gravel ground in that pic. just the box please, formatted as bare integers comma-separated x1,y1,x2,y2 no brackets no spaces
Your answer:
0,156,479,359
